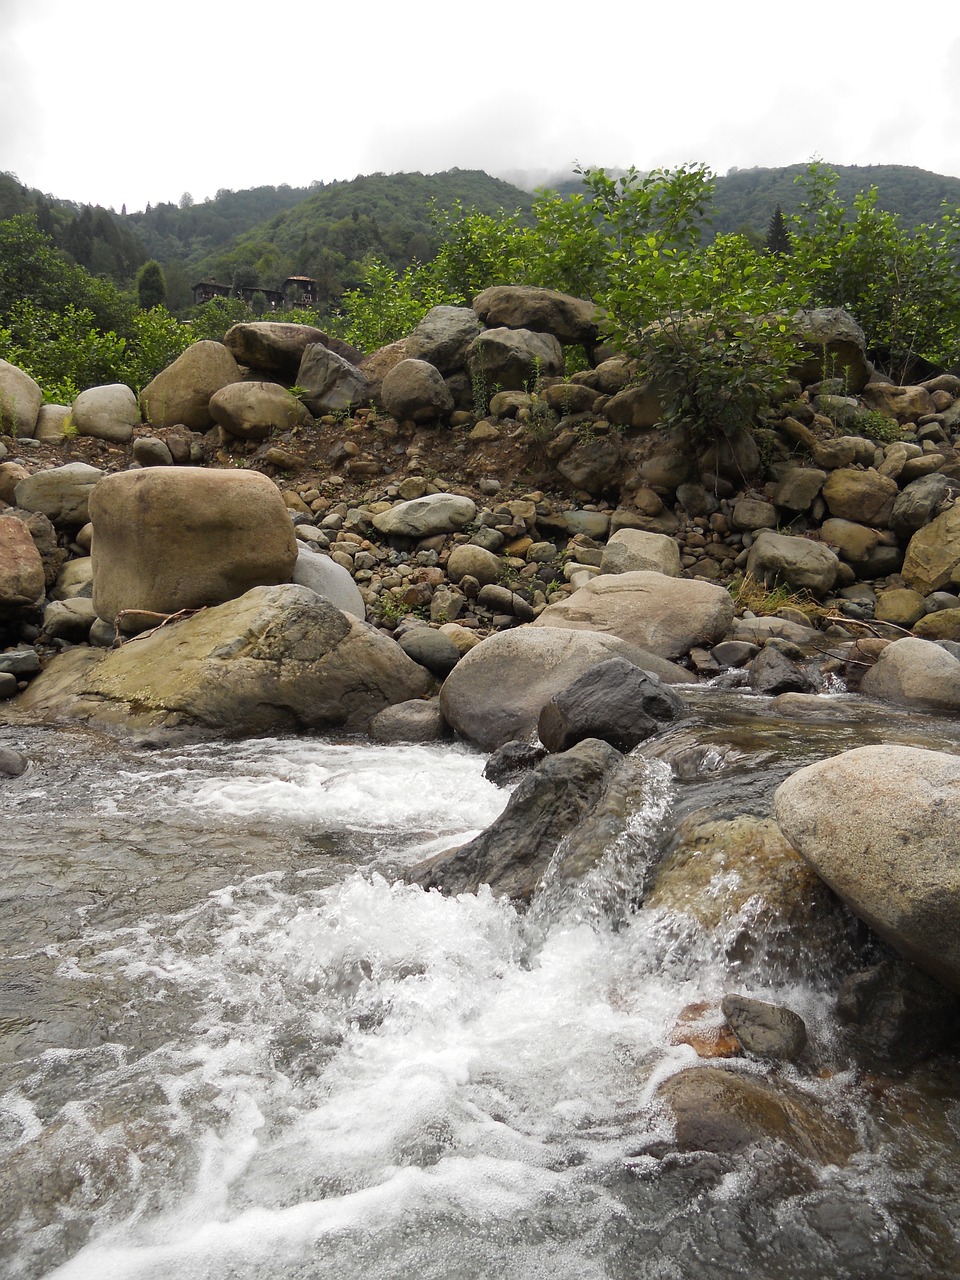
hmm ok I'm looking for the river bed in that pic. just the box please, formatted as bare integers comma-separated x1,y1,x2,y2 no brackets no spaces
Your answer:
2,692,960,1279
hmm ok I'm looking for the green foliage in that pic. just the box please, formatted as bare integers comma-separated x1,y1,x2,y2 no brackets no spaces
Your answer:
849,407,901,442
136,259,166,310
185,296,252,343
331,257,457,351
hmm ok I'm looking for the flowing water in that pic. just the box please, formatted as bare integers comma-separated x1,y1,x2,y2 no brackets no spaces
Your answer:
2,692,960,1280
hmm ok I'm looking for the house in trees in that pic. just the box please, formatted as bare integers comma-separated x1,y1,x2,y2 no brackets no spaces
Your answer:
192,281,233,305
282,276,319,306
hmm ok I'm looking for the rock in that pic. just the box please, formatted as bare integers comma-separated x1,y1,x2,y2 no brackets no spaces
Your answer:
655,1067,857,1165
599,529,681,577
0,515,45,617
541,383,602,414
0,359,42,438
223,321,336,378
471,285,600,347
0,673,18,700
140,341,242,430
483,741,548,786
668,1002,743,1059
748,646,815,695
40,597,97,643
792,308,870,392
476,584,536,621
296,344,372,415
446,544,502,586
901,504,960,595
0,461,30,504
773,467,827,512
858,636,960,712
3,510,65,588
720,994,808,1061
892,473,958,539
775,745,960,990
556,433,621,494
410,738,632,900
13,463,103,527
405,305,483,373
819,518,879,566
836,957,960,1069
533,572,734,660
874,588,925,628
0,648,41,677
439,624,693,751
397,626,460,676
10,584,432,735
380,359,454,423
821,469,898,526
52,557,93,600
132,437,174,467
745,529,840,595
603,383,662,429
71,384,139,443
731,498,778,531
860,382,936,421
89,467,298,624
209,380,311,441
913,608,960,641
33,404,71,443
538,657,682,753
368,698,448,743
0,747,28,777
466,327,564,392
291,547,365,618
372,493,477,538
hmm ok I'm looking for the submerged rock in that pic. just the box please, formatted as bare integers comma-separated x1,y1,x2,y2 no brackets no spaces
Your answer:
410,737,641,901
720,994,808,1062
537,657,682,753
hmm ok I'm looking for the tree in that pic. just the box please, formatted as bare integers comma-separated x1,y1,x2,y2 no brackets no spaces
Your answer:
766,205,790,255
136,259,167,310
179,191,194,210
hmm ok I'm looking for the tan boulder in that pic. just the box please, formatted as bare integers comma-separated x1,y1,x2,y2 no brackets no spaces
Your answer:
533,571,734,660
209,381,311,441
0,515,45,616
140,341,242,430
902,504,960,595
821,468,898,526
0,359,42,438
89,468,298,624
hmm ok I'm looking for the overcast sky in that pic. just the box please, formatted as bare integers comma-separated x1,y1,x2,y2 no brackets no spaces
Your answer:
4,0,960,213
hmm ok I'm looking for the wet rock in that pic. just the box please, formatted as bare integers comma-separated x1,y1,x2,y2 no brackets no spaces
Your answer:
534,571,735,661
775,744,960,991
482,741,548,786
368,698,449,743
538,657,682,753
836,956,960,1069
0,746,28,776
656,1067,857,1165
720,994,808,1061
668,1002,743,1059
859,636,960,713
439,625,693,751
410,737,633,900
748,646,816,696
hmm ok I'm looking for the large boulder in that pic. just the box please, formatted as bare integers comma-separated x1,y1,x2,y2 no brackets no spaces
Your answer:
0,360,42,438
599,529,681,577
745,529,840,595
775,745,960,990
537,656,682,753
208,381,311,441
0,515,45,617
791,308,870,392
8,584,432,734
466,327,564,392
821,469,898,526
439,624,693,751
89,467,298,624
891,473,959,539
13,463,104,527
296,344,372,415
410,738,633,900
372,493,476,538
223,322,342,379
405,305,483,373
71,384,140,443
471,286,600,348
140,341,242,430
901,504,960,595
858,636,960,713
533,572,734,660
380,358,454,423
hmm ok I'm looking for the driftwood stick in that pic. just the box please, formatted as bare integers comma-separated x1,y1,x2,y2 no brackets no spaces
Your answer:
115,607,207,645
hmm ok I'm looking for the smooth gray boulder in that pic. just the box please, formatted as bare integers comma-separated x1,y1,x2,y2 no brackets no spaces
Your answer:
775,745,960,991
71,384,139,443
372,493,477,538
439,624,693,751
537,657,682,753
13,463,104,527
745,529,840,595
8,584,432,735
599,529,681,577
533,572,735,661
405,306,483,373
223,321,333,378
297,343,372,415
291,547,365,618
472,286,600,348
466,327,564,392
859,636,960,713
380,358,454,423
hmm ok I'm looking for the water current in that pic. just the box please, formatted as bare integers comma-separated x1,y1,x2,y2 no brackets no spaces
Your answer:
2,690,960,1279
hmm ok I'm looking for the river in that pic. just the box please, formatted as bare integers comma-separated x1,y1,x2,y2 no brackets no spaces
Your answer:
2,691,959,1279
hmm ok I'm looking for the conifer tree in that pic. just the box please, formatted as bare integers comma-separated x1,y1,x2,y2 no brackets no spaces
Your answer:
136,259,166,310
766,204,791,255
